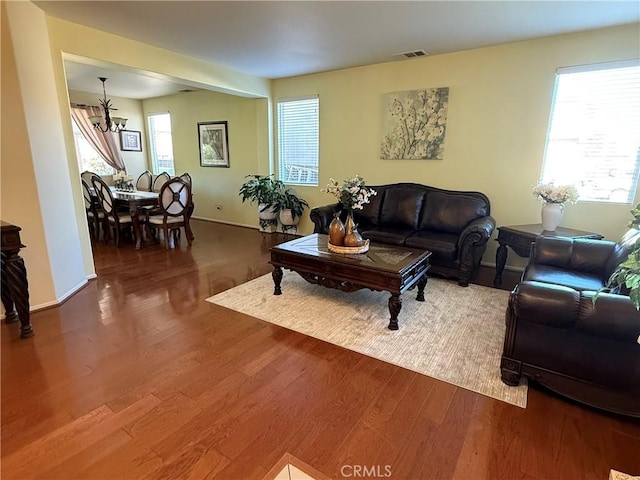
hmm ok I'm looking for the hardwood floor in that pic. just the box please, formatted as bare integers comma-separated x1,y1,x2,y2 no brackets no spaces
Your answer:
2,220,639,480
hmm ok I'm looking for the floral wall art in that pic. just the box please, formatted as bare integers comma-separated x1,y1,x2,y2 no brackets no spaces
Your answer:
380,88,449,160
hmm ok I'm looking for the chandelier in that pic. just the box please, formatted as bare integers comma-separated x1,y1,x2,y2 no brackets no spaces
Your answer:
88,77,128,133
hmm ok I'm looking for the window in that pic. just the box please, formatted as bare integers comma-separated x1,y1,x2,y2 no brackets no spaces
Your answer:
71,119,114,175
540,61,640,203
277,96,319,186
147,113,175,175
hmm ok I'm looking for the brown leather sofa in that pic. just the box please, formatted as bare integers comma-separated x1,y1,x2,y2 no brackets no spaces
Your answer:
310,183,495,286
501,230,640,416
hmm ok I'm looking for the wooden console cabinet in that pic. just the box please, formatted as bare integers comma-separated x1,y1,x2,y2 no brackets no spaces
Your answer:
1,221,34,338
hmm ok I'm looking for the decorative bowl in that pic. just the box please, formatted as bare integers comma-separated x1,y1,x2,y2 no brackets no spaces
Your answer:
328,239,370,254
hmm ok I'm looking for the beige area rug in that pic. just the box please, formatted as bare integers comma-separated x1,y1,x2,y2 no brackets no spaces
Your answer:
206,271,527,407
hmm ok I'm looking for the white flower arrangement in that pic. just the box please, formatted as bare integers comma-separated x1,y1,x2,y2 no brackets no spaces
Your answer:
532,182,579,204
322,175,377,211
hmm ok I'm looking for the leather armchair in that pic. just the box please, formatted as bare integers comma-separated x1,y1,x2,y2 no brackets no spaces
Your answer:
522,230,640,291
501,230,640,416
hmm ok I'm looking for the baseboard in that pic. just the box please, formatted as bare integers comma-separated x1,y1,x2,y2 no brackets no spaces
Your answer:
191,216,258,230
58,279,89,304
480,261,524,273
87,273,97,280
28,279,89,313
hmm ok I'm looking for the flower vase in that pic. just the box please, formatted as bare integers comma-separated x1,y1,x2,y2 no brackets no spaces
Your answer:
541,203,564,231
343,210,364,247
344,210,355,236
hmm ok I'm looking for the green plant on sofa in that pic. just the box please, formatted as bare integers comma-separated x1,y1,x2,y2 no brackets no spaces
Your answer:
598,203,640,309
239,174,283,212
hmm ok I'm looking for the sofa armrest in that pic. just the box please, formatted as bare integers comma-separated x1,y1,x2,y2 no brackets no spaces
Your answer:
510,281,640,344
510,281,580,328
309,203,341,234
457,216,495,250
530,236,616,274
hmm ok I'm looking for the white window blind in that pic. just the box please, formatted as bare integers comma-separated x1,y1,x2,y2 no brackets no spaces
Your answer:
147,113,175,176
540,60,640,204
277,96,319,186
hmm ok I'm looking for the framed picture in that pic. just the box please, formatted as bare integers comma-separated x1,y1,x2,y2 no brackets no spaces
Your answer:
119,130,142,152
198,121,230,167
380,88,449,160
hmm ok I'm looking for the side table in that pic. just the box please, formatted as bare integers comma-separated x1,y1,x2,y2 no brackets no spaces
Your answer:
493,224,604,287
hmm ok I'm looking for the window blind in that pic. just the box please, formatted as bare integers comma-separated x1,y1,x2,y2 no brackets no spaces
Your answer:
277,96,319,186
147,113,175,176
541,61,640,203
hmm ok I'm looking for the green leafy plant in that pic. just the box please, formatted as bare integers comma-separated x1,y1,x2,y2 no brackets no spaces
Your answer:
239,174,283,211
274,188,309,221
596,203,640,309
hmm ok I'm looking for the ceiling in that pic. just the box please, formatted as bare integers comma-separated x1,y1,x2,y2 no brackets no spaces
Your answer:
36,1,639,98
64,61,200,99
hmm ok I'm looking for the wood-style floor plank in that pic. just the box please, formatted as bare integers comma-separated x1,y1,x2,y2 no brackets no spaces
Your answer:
2,220,639,480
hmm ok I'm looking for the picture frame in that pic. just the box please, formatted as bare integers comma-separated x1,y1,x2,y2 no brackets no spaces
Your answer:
119,130,142,152
198,121,230,168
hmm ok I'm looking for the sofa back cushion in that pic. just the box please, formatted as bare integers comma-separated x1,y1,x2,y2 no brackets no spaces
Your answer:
420,192,489,234
379,188,425,230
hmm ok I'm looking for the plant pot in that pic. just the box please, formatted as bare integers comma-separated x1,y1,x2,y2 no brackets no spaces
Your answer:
279,209,300,234
279,209,300,226
258,204,278,233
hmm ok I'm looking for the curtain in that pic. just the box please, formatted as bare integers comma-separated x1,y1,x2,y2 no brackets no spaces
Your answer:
71,105,126,172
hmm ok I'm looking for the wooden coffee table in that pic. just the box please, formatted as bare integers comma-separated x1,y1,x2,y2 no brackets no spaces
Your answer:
270,234,432,330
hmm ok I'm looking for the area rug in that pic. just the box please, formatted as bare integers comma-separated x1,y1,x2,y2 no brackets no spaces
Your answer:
206,271,527,407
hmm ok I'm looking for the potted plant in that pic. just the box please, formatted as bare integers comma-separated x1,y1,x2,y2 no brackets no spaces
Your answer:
239,174,283,232
275,188,309,233
599,203,640,308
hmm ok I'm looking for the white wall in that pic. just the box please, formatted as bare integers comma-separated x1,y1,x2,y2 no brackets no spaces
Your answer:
142,90,262,226
1,5,57,308
273,23,640,269
4,1,88,306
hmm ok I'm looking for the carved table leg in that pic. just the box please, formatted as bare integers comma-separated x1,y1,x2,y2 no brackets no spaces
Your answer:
1,253,18,324
272,266,283,295
2,250,34,338
494,243,508,287
388,294,402,330
416,274,428,302
130,201,143,250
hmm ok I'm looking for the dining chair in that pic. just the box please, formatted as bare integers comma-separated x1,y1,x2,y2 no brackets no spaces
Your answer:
179,172,192,187
92,175,146,247
81,170,98,184
81,179,104,241
152,172,170,193
145,178,193,249
178,173,195,239
136,170,153,191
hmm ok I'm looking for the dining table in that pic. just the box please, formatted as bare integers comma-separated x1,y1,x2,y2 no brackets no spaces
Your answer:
89,186,160,250
111,188,160,249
